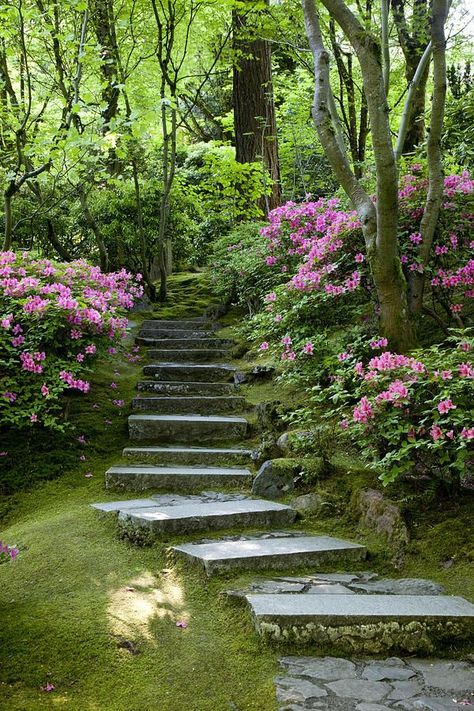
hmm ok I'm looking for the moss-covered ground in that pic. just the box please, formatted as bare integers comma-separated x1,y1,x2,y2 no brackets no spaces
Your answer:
0,271,473,710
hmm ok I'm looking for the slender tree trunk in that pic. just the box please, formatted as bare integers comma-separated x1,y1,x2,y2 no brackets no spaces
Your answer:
3,188,14,251
233,1,281,212
301,0,416,351
79,190,109,270
46,219,73,261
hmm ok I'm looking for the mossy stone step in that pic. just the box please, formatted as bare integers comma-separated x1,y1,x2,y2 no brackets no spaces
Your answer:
147,349,231,362
137,337,232,348
105,464,252,491
132,395,247,415
138,329,218,340
128,413,248,442
136,380,236,396
142,363,236,382
246,593,474,654
123,445,256,466
141,319,216,330
115,498,297,536
172,535,366,576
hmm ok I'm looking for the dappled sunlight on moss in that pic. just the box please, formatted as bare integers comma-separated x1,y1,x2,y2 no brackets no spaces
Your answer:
107,570,187,642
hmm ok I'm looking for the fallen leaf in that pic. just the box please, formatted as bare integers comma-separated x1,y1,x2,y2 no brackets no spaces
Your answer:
40,683,55,692
175,620,188,629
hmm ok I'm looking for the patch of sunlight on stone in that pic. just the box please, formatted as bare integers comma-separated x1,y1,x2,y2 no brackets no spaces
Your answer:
107,570,186,641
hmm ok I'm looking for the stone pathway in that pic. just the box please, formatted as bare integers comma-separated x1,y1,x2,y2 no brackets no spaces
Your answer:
92,312,474,702
275,656,474,710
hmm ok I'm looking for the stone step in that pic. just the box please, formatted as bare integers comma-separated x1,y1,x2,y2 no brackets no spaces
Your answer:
245,593,474,654
139,329,217,340
141,319,215,331
105,464,252,491
142,363,236,382
131,395,247,415
123,445,256,466
147,349,231,362
172,535,367,576
128,413,248,442
137,337,232,348
137,380,236,396
111,498,297,536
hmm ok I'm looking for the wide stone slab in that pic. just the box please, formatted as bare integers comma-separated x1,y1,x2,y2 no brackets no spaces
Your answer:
131,395,247,415
141,319,211,329
105,464,252,491
138,329,217,340
246,594,474,654
136,380,236,396
137,337,232,349
122,445,256,466
147,349,231,362
172,535,366,575
118,498,297,535
142,363,236,382
128,413,248,442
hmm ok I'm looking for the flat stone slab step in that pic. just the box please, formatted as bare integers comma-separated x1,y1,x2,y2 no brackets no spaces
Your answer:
147,349,231,362
137,380,236,396
141,319,216,331
138,329,217,340
95,496,297,536
131,395,247,414
128,413,248,442
123,445,256,466
105,464,252,491
137,337,232,348
172,535,366,575
142,363,236,382
246,594,474,654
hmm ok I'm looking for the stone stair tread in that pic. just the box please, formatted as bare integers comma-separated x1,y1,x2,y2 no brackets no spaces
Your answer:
123,445,254,456
110,497,297,534
129,414,247,423
131,395,246,414
147,349,231,360
106,464,252,476
246,593,474,619
138,330,217,340
137,381,236,395
173,535,365,561
172,535,366,574
139,338,231,347
143,363,236,382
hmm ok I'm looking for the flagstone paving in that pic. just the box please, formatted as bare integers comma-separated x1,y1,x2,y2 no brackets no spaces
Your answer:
93,313,474,703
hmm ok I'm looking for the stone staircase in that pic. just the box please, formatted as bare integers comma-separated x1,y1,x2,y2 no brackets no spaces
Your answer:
93,314,474,667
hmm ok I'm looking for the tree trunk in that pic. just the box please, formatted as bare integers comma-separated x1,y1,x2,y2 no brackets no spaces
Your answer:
79,190,109,270
3,188,14,251
233,1,281,212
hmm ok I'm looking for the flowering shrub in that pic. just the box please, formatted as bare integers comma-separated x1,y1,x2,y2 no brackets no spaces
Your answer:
314,332,473,485
0,541,19,563
0,252,143,430
397,167,474,321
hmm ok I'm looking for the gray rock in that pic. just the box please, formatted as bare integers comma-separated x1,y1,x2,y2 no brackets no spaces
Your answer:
277,432,291,452
413,698,469,710
353,488,409,564
409,660,474,692
362,663,416,681
256,400,282,432
351,579,444,596
311,573,359,584
356,705,394,711
326,679,391,701
296,657,357,681
252,460,295,499
387,680,424,700
291,493,323,516
305,584,355,594
275,676,328,701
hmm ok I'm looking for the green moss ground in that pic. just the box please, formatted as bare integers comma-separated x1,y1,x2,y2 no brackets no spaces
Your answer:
1,271,473,709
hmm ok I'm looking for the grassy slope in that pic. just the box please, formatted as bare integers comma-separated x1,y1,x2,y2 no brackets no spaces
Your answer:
0,271,473,710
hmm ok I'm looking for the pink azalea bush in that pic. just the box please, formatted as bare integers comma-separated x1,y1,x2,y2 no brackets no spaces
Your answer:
0,252,143,430
315,333,473,485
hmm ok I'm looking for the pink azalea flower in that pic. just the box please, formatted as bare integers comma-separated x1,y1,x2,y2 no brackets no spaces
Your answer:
40,384,49,397
259,342,269,351
438,398,456,414
302,342,314,355
430,424,444,440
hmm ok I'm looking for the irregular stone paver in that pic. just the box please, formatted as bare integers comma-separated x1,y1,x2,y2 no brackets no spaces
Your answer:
276,657,474,710
326,679,391,701
408,660,474,692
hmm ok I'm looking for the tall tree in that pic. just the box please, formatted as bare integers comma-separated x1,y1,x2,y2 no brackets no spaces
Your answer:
233,0,281,212
300,0,449,350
